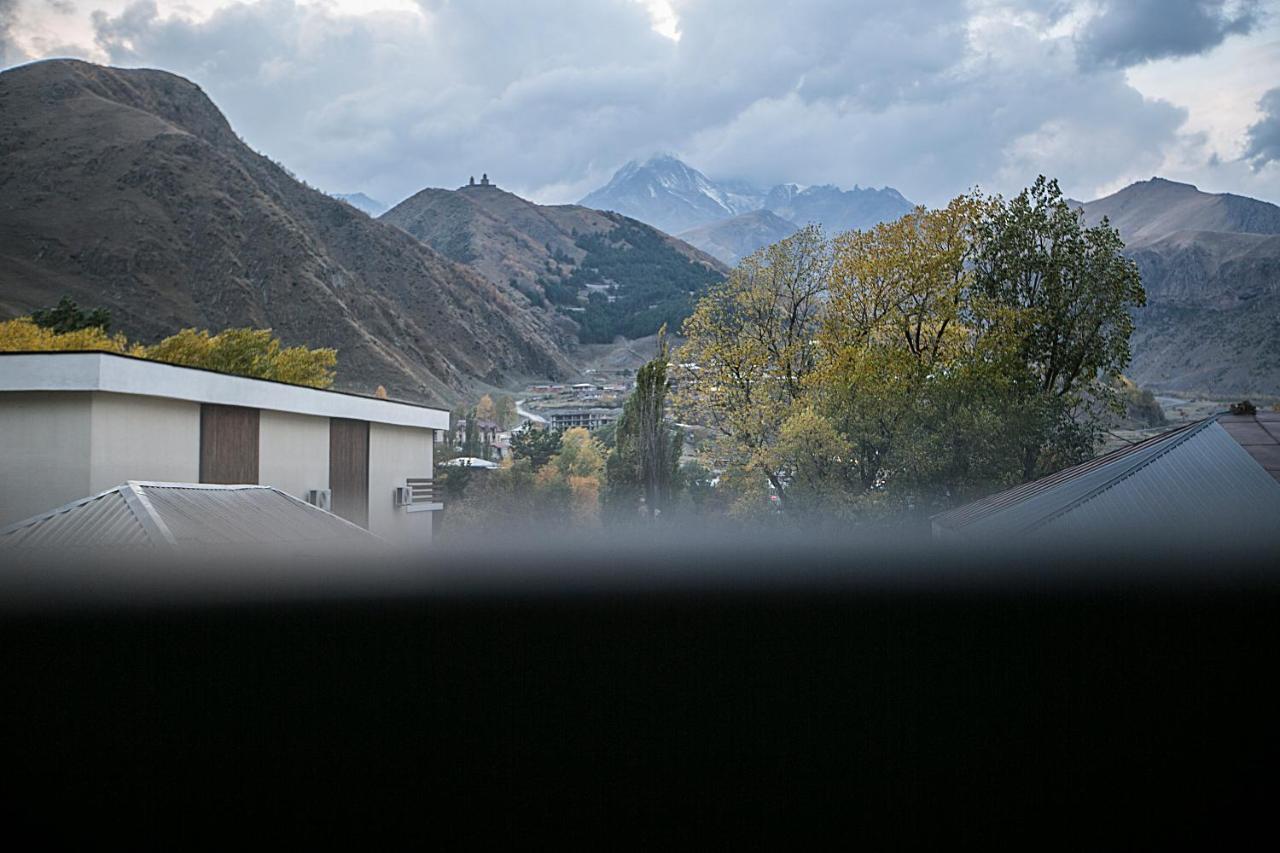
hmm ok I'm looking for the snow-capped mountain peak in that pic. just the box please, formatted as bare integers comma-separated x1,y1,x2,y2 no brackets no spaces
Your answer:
579,155,914,251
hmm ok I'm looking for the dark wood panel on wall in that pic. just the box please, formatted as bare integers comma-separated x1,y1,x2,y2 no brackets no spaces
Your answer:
330,418,370,528
200,404,260,485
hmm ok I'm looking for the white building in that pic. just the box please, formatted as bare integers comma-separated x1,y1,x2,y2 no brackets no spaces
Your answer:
0,352,449,544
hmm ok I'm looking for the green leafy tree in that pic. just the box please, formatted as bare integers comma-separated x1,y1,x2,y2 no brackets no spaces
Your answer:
462,408,481,457
607,328,682,520
31,296,112,334
972,176,1145,479
676,180,1144,519
511,427,563,470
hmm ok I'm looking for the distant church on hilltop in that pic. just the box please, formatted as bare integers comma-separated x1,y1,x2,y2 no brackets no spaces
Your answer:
465,173,494,188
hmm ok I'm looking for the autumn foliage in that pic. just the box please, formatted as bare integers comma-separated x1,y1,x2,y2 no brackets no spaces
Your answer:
0,312,337,389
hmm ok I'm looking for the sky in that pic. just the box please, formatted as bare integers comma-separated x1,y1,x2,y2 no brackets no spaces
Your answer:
3,0,1280,209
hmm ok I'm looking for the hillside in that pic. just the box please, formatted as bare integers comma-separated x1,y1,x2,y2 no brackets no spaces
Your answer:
1081,178,1280,246
0,60,573,403
381,182,726,344
679,210,799,265
1078,179,1280,395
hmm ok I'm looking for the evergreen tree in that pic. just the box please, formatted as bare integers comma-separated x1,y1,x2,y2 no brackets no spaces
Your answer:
606,328,681,520
463,408,481,457
511,427,563,470
31,296,112,334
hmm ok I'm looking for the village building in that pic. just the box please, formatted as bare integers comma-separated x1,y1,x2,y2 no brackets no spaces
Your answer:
0,352,448,545
546,408,618,432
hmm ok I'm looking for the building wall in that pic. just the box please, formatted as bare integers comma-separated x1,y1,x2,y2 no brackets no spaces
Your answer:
368,422,435,545
259,410,330,501
1,387,440,540
0,392,94,527
88,392,201,494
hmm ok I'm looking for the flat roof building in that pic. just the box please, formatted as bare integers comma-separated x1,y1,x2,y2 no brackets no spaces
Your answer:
0,352,449,545
546,408,617,432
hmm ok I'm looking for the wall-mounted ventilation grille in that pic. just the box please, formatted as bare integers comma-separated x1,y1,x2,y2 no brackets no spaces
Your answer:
397,478,443,511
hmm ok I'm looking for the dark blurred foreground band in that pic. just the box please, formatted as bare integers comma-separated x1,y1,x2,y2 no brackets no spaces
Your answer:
2,534,1278,844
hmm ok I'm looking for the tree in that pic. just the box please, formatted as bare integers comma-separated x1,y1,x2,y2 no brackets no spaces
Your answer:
462,408,482,457
553,427,606,480
0,317,129,353
675,180,1144,519
811,194,1026,510
439,433,607,535
675,226,830,506
493,395,518,431
2,316,337,389
30,297,112,334
607,328,682,520
143,328,336,388
545,427,607,527
511,427,563,470
475,394,496,423
972,176,1144,479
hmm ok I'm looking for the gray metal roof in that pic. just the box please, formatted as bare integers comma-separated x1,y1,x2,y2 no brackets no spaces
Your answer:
933,415,1280,542
0,482,380,550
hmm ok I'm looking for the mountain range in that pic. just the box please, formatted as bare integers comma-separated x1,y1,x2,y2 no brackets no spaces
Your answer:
0,59,579,404
581,159,1280,395
579,154,915,263
2,60,1276,400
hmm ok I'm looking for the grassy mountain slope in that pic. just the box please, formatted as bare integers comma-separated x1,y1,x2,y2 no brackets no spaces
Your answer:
0,59,572,403
381,184,727,343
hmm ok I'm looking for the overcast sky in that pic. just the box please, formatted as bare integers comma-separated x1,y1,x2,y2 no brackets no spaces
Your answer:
3,0,1279,209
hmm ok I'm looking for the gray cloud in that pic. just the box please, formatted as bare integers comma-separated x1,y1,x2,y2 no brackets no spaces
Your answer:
1076,0,1260,68
0,0,1265,208
1,0,22,67
1244,87,1280,169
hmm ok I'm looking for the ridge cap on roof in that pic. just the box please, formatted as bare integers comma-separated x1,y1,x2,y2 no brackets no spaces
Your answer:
120,482,178,546
129,481,273,490
0,482,141,538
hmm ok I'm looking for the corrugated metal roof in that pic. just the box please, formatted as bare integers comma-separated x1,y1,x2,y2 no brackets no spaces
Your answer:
1,482,379,550
0,488,153,549
933,415,1280,541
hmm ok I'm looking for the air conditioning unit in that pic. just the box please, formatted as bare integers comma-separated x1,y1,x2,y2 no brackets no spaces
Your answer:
394,486,413,508
305,489,332,512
